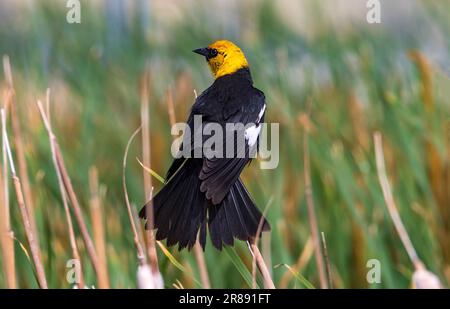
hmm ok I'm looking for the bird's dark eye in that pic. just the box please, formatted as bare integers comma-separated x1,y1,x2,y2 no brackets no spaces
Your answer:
208,48,218,59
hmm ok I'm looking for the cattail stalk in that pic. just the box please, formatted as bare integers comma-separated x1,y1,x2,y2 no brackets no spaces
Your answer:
44,95,85,288
89,167,109,288
250,198,274,289
1,108,47,288
123,127,163,288
58,168,85,289
36,100,100,280
374,132,420,266
2,56,39,245
123,126,147,266
374,132,441,288
140,69,160,276
248,242,275,289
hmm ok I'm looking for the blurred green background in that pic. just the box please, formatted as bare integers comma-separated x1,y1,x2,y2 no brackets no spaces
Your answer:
0,0,449,288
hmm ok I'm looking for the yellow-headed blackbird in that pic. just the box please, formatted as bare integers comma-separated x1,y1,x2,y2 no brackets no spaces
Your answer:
139,40,269,250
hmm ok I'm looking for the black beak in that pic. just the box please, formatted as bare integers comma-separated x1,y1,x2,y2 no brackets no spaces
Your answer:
193,47,209,57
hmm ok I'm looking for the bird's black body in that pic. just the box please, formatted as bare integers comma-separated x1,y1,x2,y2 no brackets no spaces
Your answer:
139,68,269,250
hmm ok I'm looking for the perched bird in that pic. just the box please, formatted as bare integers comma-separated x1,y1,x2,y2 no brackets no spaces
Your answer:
139,40,269,250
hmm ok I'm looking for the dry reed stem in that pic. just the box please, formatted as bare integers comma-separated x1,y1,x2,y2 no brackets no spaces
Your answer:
36,100,101,280
374,132,420,267
122,126,147,266
123,127,163,288
54,144,101,275
3,56,39,248
302,107,328,289
40,93,85,288
61,186,84,289
0,90,15,288
140,69,159,275
59,172,84,288
248,242,275,289
1,108,47,288
131,204,163,288
321,232,333,288
50,132,84,287
131,203,149,264
89,167,109,288
374,132,442,288
250,198,274,289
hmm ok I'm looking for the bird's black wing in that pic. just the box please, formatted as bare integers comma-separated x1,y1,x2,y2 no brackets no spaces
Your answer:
165,84,216,180
199,87,266,205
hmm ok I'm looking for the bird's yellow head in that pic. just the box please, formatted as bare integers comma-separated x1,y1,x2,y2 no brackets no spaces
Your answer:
193,40,249,79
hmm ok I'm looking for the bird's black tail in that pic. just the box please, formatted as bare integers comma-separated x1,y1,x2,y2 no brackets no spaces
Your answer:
139,161,270,250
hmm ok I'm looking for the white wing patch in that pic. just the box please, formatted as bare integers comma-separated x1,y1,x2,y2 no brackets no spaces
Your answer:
245,104,266,147
257,104,266,122
245,124,261,146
